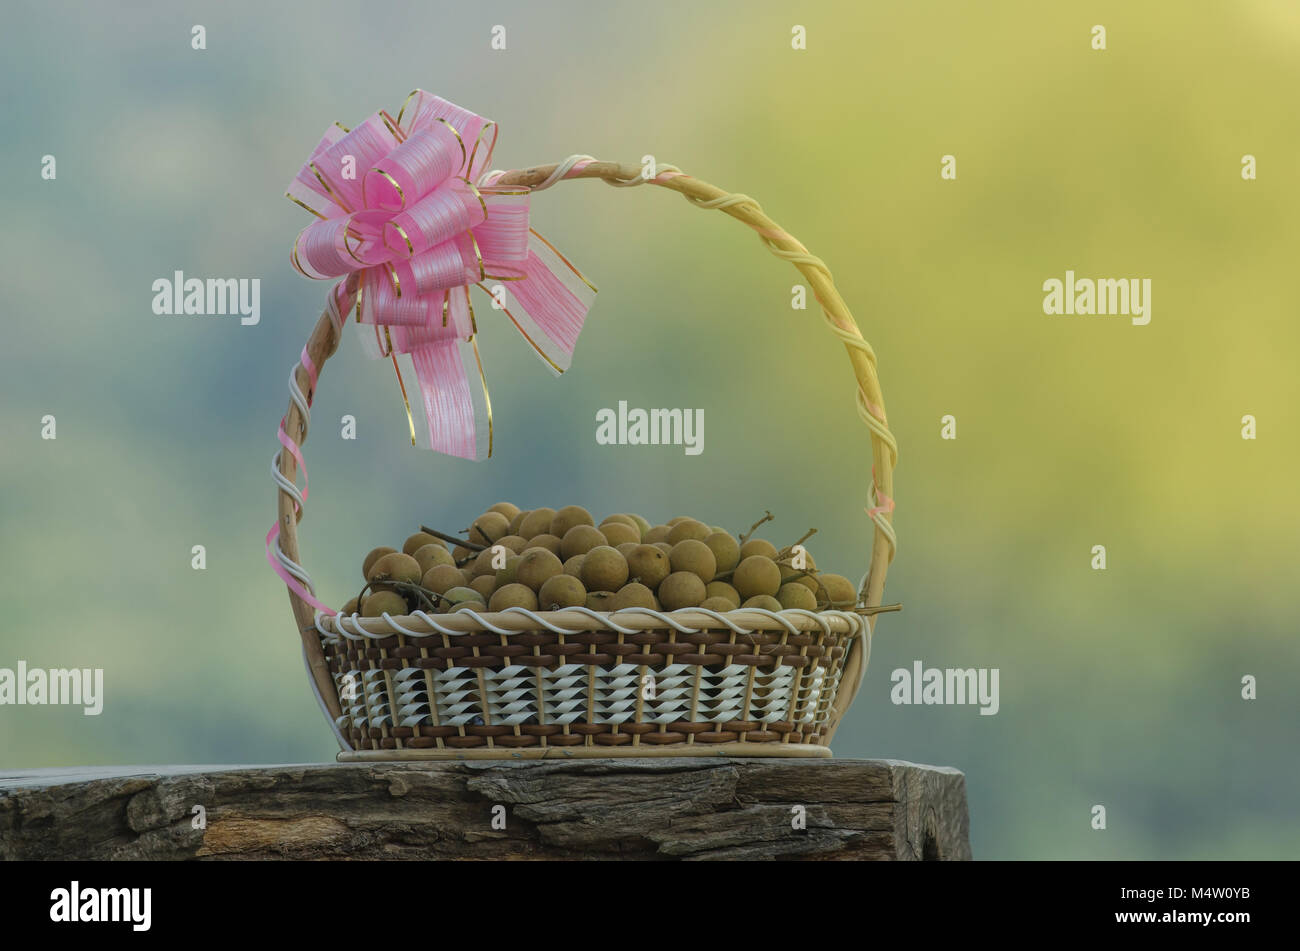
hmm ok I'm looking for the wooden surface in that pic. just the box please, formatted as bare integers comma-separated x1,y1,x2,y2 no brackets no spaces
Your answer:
0,758,970,861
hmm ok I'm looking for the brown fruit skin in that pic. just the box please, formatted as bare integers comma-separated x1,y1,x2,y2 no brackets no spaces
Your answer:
402,533,441,556
515,548,563,592
599,513,639,530
585,590,617,611
422,563,466,595
643,525,672,544
460,568,475,586
560,524,607,560
528,533,564,556
658,572,707,610
469,511,510,546
453,545,472,562
780,552,820,591
450,600,487,614
777,583,818,611
599,521,640,547
616,541,640,558
518,508,556,539
550,505,594,539
471,547,505,578
507,509,529,535
704,532,741,574
739,538,778,561
494,554,522,589
489,582,538,612
816,573,858,608
361,590,409,616
412,543,455,575
580,546,629,592
368,552,423,586
666,516,691,525
487,501,520,520
742,595,783,612
538,574,587,610
496,534,529,554
362,546,397,580
698,596,736,613
667,519,711,545
562,554,585,578
626,544,671,590
441,587,483,613
611,582,658,610
705,581,741,608
341,597,360,615
732,555,782,600
669,539,717,583
653,542,674,557
626,514,652,539
470,575,497,599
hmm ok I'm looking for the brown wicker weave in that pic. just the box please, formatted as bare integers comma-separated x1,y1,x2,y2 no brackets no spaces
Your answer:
275,160,898,760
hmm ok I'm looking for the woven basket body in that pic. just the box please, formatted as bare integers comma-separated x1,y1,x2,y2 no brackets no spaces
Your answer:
274,159,897,761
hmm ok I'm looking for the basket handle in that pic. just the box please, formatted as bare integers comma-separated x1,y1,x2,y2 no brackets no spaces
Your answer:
274,160,898,743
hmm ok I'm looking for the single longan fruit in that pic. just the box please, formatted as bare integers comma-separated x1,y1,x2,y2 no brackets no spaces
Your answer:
340,597,359,615
626,514,652,539
518,507,556,539
470,575,497,600
539,573,587,610
586,590,617,611
600,520,641,548
666,516,691,525
362,546,397,580
742,595,783,612
471,547,504,578
460,568,475,586
423,563,466,595
494,554,522,588
611,582,658,611
550,505,594,539
441,586,482,613
516,547,563,591
560,524,607,560
453,545,472,562
496,534,528,554
625,544,670,589
817,573,858,609
658,571,706,610
450,599,487,614
361,590,408,616
643,525,672,544
705,580,741,608
368,552,422,586
412,543,455,575
667,519,710,545
739,538,778,561
581,546,629,592
704,532,740,574
563,554,585,578
469,511,510,546
489,582,537,612
699,596,736,613
507,509,529,535
616,541,640,558
777,583,818,611
487,501,520,520
654,542,674,557
402,532,440,556
733,555,781,600
669,539,717,583
599,513,639,531
529,533,564,556
780,551,819,591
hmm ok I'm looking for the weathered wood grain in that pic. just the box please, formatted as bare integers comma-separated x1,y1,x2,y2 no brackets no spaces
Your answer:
0,759,970,861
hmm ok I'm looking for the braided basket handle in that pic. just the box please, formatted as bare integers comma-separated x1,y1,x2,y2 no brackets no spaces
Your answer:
275,159,897,745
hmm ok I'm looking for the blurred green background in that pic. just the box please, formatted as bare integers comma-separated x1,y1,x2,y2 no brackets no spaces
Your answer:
2,0,1296,859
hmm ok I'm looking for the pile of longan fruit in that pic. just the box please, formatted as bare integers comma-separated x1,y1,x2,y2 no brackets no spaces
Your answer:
341,503,860,618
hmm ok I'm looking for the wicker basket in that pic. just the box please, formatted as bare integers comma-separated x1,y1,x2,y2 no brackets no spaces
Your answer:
273,158,898,760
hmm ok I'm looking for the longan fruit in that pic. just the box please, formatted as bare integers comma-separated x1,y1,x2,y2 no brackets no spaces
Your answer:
518,507,556,539
739,538,778,561
625,544,671,589
666,516,691,525
658,572,706,610
361,590,408,616
616,541,640,558
489,582,537,612
471,547,503,578
669,538,717,583
704,532,740,574
777,583,817,611
453,545,473,562
460,568,475,586
470,575,497,600
699,596,736,613
494,554,522,588
550,505,594,539
599,513,638,530
563,554,585,578
643,525,672,544
585,590,617,611
422,563,466,595
402,532,440,556
496,534,528,554
450,600,487,613
539,574,587,610
412,543,455,575
367,552,422,586
626,514,652,539
580,546,629,592
599,520,640,548
560,524,607,560
529,533,564,556
653,542,674,557
469,511,510,546
780,551,819,591
516,547,563,591
733,555,781,600
816,573,858,609
611,582,657,610
742,595,783,612
361,546,397,580
441,586,483,612
340,597,359,615
487,501,520,520
507,509,529,535
705,581,741,608
667,519,710,545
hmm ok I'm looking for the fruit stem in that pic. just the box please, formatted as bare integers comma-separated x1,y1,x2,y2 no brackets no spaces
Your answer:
420,525,487,552
738,510,774,544
775,528,817,562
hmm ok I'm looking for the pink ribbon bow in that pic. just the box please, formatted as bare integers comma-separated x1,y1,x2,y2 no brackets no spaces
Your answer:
286,90,596,459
